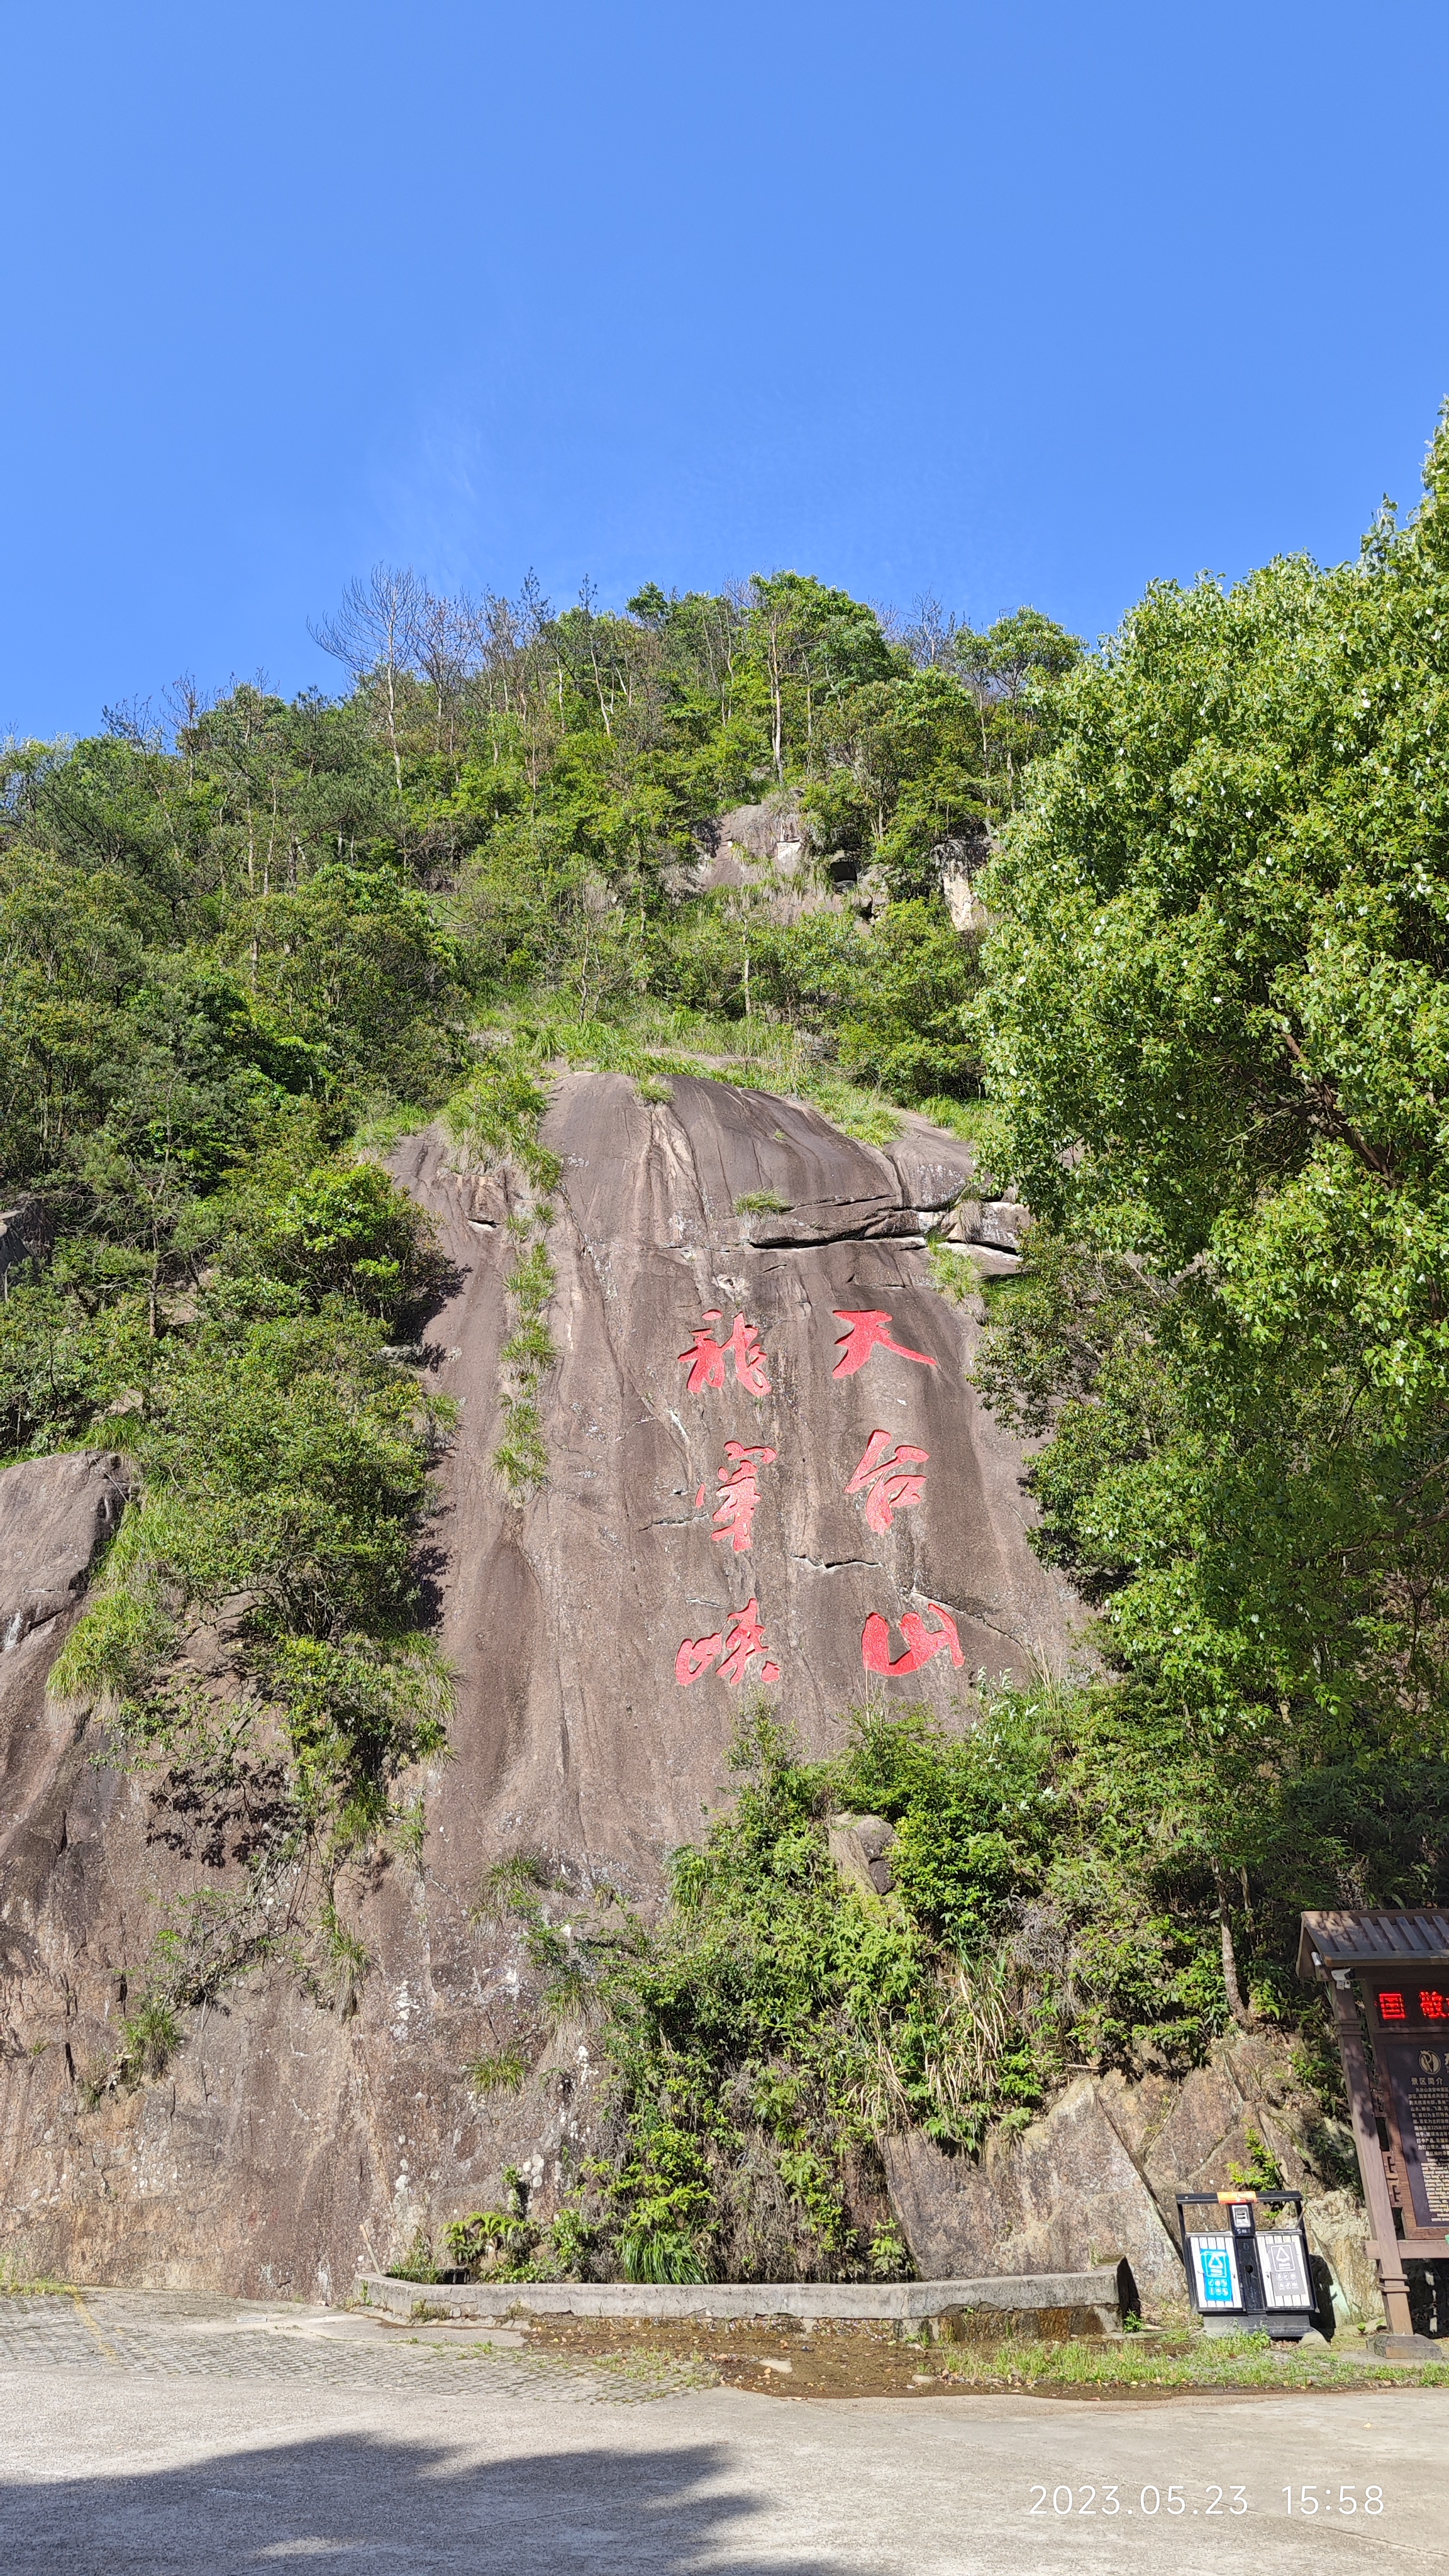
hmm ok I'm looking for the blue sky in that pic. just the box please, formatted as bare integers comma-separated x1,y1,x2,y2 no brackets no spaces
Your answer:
4,0,1447,738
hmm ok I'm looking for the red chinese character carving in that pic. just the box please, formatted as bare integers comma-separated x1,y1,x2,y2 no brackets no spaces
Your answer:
718,1595,767,1684
861,1602,965,1677
679,1309,772,1396
675,1631,723,1684
675,1595,779,1688
1420,1990,1448,2021
846,1428,930,1533
1379,1990,1407,2022
831,1309,936,1380
710,1441,777,1552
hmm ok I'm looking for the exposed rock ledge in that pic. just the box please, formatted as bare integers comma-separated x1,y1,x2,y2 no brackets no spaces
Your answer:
884,2033,1373,2322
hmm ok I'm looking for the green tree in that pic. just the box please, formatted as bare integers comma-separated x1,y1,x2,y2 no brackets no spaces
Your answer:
972,411,1449,2004
746,572,898,779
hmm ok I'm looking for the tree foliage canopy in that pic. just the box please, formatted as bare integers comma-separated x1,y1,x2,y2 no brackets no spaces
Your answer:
973,413,1449,1984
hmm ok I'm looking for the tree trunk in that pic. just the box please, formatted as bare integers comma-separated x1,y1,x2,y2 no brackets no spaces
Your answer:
1215,1870,1255,2028
385,662,402,792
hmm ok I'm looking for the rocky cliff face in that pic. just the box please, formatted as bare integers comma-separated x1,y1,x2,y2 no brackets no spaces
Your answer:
0,1074,1083,2299
884,2033,1341,2319
399,1070,1080,1890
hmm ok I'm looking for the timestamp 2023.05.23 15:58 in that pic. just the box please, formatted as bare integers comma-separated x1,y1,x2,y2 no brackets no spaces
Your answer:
1026,2482,1387,2519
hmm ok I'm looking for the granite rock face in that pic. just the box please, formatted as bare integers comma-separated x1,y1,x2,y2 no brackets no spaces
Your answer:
0,1075,1085,2299
0,1451,130,1918
1302,2189,1385,2328
884,2082,1187,2315
0,1448,128,1647
827,1814,897,1900
883,2031,1330,2318
1096,2030,1320,2209
395,1072,1083,1886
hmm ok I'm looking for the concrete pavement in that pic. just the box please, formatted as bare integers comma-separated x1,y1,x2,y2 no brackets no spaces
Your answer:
0,2290,1445,2573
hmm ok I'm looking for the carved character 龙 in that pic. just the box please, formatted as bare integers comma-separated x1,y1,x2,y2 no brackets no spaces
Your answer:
679,1309,772,1396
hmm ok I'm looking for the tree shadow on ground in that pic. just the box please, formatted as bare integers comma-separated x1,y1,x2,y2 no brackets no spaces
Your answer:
0,2428,838,2575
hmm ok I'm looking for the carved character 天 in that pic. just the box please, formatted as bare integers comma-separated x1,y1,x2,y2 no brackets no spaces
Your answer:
860,1601,965,1677
845,1428,929,1533
710,1441,777,1552
675,1594,780,1687
831,1309,936,1380
679,1309,772,1396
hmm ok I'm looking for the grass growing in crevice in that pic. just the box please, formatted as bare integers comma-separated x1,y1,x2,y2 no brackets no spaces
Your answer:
926,1241,982,1304
466,2048,530,2095
475,1002,913,1147
493,1243,556,1496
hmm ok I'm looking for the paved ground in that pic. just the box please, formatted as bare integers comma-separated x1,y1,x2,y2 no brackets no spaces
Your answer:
1,2289,1446,2573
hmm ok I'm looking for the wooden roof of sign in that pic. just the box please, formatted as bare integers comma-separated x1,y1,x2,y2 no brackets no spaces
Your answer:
1297,1909,1449,1982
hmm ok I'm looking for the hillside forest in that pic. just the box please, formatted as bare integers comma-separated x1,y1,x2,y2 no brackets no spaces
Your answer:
6,415,1449,2281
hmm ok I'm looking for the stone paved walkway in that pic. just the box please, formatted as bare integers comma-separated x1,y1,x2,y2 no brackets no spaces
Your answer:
0,2288,694,2402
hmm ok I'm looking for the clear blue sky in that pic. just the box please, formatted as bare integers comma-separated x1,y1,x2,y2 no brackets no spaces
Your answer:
5,0,1447,739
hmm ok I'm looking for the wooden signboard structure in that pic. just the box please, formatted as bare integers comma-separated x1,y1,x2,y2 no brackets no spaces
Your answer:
1299,1909,1449,2338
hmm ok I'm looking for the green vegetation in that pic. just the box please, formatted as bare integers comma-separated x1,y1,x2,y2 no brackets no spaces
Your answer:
465,2048,530,2096
429,1692,1323,2287
11,408,1449,2277
416,420,1449,2289
0,691,472,2091
318,565,1074,1103
969,410,1449,2031
927,2327,1449,2392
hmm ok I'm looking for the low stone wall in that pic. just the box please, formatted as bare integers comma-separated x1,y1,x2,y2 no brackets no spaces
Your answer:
352,2267,1128,2334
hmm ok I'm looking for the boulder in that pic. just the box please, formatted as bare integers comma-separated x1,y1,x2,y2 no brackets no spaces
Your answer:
676,800,838,923
883,2079,1187,2316
938,850,989,936
940,1196,1030,1255
0,1200,50,1296
827,1813,896,1898
883,2030,1340,2318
